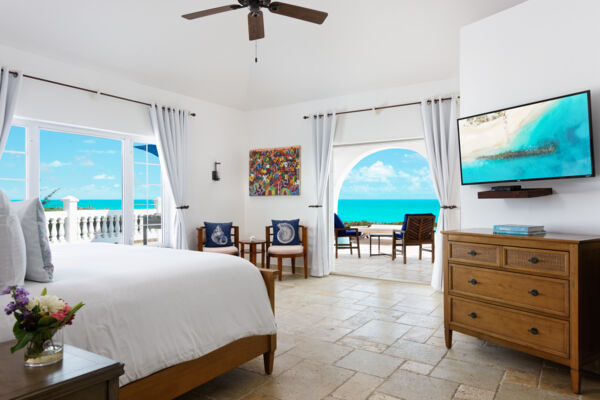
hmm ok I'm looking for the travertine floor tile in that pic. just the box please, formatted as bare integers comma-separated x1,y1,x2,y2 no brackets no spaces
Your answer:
240,351,303,377
397,312,443,329
430,358,504,391
331,372,384,400
384,339,447,365
495,382,575,400
402,326,435,343
400,360,434,375
348,320,411,345
378,369,459,400
539,364,579,397
453,384,495,400
190,368,268,399
256,359,354,400
335,349,404,378
285,338,353,364
504,368,539,387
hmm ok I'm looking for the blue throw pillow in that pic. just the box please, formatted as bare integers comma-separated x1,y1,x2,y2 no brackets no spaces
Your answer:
204,222,233,247
334,213,345,229
272,219,300,245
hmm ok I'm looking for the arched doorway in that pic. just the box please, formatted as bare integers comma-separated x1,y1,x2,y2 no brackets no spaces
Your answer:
332,147,439,283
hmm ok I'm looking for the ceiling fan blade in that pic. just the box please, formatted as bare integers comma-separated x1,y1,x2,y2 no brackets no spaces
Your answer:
248,11,265,41
182,5,242,20
268,2,327,24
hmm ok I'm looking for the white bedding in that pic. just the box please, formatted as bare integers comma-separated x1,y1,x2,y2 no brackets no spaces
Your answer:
0,243,277,385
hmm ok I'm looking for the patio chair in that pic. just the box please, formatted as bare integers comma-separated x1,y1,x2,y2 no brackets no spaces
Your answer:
392,213,435,264
197,224,240,255
334,213,362,258
266,224,308,281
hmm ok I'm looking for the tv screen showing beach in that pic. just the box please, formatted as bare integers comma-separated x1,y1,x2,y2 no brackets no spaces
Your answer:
458,92,593,185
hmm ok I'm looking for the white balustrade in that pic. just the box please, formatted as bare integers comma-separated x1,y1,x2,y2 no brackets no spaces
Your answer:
44,197,161,245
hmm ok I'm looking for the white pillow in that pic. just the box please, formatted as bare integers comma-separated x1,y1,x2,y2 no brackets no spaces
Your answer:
12,198,54,282
0,190,26,288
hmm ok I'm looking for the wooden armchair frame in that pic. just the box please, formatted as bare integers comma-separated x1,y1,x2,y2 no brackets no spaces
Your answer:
265,225,308,281
334,227,361,258
197,225,240,254
392,215,435,264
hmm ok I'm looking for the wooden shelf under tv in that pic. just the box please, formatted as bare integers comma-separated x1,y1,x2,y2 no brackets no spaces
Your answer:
477,188,553,199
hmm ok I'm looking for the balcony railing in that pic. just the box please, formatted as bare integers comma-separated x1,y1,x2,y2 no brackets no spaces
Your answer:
44,196,161,245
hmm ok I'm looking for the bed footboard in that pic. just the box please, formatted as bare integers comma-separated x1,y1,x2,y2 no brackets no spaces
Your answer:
120,268,278,400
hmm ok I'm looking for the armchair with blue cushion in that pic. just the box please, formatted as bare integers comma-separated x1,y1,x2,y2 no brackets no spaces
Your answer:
392,213,436,264
334,213,362,258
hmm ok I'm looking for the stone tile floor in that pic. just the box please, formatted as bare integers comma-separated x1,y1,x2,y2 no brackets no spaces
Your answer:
178,273,600,400
334,243,433,284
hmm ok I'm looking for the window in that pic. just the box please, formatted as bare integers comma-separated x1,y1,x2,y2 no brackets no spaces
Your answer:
133,143,162,245
40,129,124,243
0,126,26,200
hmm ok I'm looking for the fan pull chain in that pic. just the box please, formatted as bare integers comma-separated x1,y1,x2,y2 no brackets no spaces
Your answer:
255,41,258,63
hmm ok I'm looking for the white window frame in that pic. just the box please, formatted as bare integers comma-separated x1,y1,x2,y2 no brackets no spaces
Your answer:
12,117,161,246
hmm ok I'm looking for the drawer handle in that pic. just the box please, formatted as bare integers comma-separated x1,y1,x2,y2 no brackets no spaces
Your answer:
468,250,477,256
528,289,539,296
468,312,477,319
468,278,478,285
528,256,539,264
528,327,539,335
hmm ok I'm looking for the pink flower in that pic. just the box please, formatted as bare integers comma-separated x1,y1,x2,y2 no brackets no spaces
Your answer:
50,304,72,323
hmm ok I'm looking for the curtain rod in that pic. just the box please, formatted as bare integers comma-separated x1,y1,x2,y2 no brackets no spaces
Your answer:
303,96,458,120
8,71,196,117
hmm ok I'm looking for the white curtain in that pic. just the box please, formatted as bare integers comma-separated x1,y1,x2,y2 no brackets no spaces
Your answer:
310,113,337,277
421,97,460,291
0,68,23,157
149,104,189,250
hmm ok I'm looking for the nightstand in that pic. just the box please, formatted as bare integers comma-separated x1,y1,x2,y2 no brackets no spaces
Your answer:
0,341,124,400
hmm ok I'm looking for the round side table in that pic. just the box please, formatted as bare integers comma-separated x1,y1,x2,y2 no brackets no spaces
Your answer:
240,239,266,267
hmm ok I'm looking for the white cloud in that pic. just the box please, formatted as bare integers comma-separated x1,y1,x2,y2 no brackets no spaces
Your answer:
113,184,120,188
347,161,398,183
81,160,95,167
93,174,115,180
42,160,72,169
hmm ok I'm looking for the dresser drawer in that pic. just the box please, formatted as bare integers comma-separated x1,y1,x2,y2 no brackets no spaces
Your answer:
450,297,569,358
449,264,569,316
448,242,500,266
503,247,569,277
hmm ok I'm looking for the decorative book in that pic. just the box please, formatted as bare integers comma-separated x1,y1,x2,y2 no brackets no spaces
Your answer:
493,224,545,236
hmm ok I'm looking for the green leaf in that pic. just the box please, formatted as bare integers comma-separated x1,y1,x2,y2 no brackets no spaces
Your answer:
10,331,35,353
62,302,84,325
12,322,26,339
37,316,57,326
40,288,47,296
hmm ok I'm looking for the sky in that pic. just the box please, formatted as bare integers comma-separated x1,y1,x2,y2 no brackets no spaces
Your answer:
339,148,437,200
0,126,160,202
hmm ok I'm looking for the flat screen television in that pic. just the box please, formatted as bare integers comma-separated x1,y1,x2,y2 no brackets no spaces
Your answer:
457,91,594,185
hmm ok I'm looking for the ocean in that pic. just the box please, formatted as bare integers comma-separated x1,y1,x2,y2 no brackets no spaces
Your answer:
43,199,156,210
337,199,440,224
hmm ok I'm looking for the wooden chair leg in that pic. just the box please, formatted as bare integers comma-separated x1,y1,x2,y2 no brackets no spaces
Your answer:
432,241,435,263
277,257,283,281
349,238,353,255
403,243,407,264
356,235,361,258
266,255,271,269
392,237,396,261
291,257,296,274
419,244,422,260
335,236,339,259
303,255,308,279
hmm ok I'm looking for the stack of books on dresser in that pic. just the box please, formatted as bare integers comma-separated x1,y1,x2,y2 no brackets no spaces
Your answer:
493,224,546,236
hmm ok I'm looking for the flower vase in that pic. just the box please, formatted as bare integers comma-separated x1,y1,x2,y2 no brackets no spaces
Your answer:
24,328,63,367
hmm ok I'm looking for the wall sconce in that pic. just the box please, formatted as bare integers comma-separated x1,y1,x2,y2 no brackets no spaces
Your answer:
212,162,221,181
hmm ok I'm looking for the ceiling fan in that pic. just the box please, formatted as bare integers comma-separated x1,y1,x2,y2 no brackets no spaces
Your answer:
182,0,328,41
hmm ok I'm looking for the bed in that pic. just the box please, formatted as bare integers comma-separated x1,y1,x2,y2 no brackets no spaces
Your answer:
0,243,278,400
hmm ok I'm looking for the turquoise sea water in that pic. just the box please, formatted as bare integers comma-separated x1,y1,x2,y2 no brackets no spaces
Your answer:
461,93,593,184
42,199,156,210
337,199,440,223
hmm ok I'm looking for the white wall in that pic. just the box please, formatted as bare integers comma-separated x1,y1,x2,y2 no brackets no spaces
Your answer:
242,79,458,266
459,0,600,234
0,44,247,248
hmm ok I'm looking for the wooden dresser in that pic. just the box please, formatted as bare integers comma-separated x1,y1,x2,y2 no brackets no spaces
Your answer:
442,229,600,394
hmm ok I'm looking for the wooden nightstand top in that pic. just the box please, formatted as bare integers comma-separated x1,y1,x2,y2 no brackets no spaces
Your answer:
0,341,124,400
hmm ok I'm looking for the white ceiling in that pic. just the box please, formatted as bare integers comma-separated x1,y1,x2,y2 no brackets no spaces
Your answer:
0,0,525,110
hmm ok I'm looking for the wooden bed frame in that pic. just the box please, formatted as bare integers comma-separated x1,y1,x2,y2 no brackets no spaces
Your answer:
120,268,278,400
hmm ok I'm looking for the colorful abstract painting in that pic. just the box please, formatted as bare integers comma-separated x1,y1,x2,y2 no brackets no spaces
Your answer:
249,146,300,196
